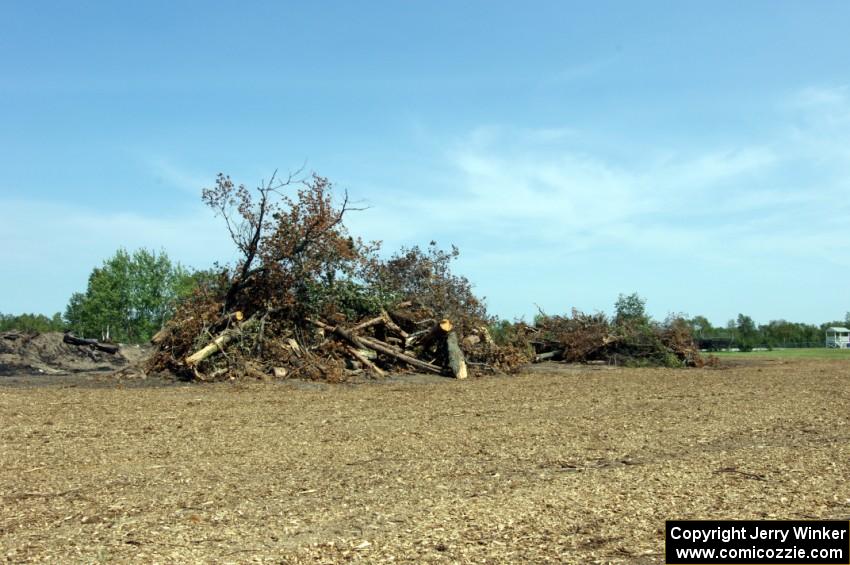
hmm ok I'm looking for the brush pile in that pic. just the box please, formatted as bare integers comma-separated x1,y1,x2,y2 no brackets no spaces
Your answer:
144,171,702,381
520,309,703,367
147,298,520,381
146,172,522,381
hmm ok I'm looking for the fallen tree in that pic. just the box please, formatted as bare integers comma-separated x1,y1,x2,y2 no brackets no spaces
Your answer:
62,333,120,355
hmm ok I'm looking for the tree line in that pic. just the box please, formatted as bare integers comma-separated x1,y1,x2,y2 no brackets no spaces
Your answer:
687,313,847,351
2,248,212,343
2,262,845,350
0,312,65,333
2,267,846,350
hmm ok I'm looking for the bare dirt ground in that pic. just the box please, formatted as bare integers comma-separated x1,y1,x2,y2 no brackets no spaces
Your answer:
0,332,132,377
2,358,849,563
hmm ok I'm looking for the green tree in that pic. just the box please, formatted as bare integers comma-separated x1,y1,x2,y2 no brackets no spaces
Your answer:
64,248,200,343
758,319,821,348
0,312,65,333
735,313,758,352
614,292,649,326
688,315,713,338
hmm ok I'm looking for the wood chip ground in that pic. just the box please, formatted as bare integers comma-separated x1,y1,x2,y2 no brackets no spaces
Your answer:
1,358,849,563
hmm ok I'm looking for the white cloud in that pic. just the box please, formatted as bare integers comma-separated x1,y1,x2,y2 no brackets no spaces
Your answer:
342,92,850,321
393,128,784,256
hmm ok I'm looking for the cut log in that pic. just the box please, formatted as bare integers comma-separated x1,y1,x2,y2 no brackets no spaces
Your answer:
404,328,431,348
352,348,377,360
213,310,244,329
63,334,119,355
414,319,453,351
445,331,468,379
358,335,443,374
308,319,443,375
534,350,564,362
351,315,385,332
308,319,369,350
346,346,386,378
150,326,169,344
185,315,257,366
380,309,409,338
185,332,236,366
352,309,409,337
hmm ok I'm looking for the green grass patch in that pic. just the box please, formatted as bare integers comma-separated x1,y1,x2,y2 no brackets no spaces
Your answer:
707,348,850,360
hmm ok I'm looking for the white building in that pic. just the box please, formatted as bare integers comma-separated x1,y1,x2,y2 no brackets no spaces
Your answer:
825,327,850,348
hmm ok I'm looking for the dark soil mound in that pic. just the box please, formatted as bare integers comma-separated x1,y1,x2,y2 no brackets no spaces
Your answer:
0,331,129,375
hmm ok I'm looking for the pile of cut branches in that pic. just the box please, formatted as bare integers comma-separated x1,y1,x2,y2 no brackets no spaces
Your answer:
521,309,704,368
149,300,507,381
146,171,519,381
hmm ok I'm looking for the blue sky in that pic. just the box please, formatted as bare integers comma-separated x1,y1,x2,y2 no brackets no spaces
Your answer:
2,1,849,326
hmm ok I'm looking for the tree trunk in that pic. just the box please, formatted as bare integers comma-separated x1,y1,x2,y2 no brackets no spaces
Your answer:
308,319,443,375
358,335,443,374
534,349,564,362
380,309,408,338
185,315,257,366
346,346,386,377
63,334,120,355
351,315,385,332
412,319,453,351
309,319,370,350
185,333,236,367
445,331,468,379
